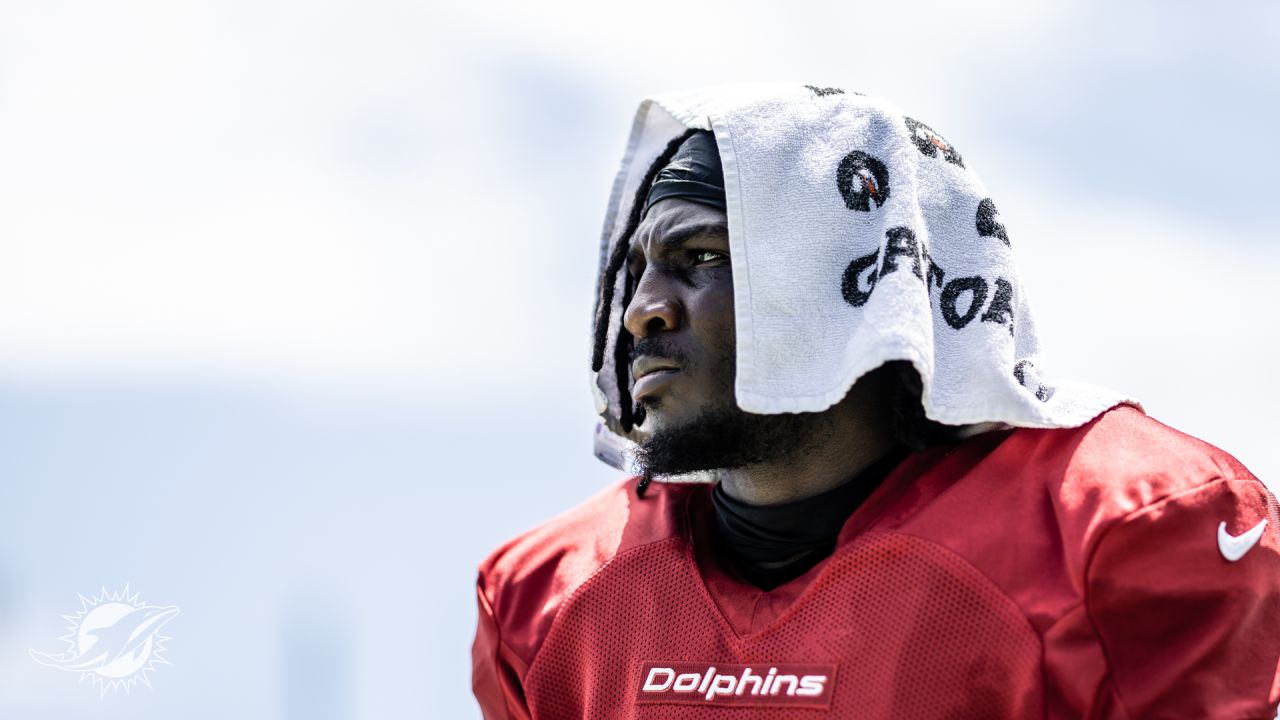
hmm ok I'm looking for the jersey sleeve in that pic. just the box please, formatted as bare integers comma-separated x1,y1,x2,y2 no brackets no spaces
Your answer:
471,580,531,720
1086,475,1280,719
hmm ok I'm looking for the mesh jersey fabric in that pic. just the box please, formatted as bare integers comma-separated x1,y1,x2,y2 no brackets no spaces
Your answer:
473,406,1280,719
709,443,910,590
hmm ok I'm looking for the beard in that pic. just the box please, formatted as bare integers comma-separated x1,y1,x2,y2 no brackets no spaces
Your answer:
632,401,832,478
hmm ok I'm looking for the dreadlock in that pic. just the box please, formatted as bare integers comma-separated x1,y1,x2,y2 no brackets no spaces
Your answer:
591,128,703,376
585,128,702,498
612,264,636,433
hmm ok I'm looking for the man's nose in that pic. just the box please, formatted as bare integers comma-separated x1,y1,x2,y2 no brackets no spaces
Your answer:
623,274,682,338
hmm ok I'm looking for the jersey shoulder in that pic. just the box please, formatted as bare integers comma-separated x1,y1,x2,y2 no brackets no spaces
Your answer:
892,404,1274,630
476,477,699,667
901,404,1261,539
1020,403,1261,521
1007,405,1278,617
1038,407,1280,716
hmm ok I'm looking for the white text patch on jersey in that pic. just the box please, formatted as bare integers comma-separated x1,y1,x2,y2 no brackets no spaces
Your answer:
635,662,836,709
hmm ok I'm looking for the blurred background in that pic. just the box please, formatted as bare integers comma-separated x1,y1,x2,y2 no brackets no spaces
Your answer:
0,0,1276,717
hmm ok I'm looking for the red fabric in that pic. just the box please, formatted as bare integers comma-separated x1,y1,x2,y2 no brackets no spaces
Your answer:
472,406,1280,718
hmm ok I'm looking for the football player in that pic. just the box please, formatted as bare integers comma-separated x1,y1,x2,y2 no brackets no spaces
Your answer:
472,85,1280,719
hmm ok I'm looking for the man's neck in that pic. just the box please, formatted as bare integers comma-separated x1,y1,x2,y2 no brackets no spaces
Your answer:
715,429,895,506
715,377,898,506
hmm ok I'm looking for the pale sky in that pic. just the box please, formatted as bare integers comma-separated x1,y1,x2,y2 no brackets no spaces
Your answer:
0,1,1275,717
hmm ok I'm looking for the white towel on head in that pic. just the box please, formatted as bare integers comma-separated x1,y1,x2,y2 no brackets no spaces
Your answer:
591,83,1137,469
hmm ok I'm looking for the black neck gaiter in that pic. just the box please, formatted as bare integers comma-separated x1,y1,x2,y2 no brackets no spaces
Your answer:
710,446,911,590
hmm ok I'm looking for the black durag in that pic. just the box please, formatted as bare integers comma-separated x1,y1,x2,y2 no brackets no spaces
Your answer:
642,130,726,215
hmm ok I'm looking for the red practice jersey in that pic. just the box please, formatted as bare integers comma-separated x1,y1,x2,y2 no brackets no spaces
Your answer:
472,406,1280,718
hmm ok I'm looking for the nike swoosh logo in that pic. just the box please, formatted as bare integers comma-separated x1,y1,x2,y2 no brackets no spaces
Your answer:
1218,518,1268,562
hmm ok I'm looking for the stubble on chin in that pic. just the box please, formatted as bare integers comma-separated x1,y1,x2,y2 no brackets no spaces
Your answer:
632,402,828,478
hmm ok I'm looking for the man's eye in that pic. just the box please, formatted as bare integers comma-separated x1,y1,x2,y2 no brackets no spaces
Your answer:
692,250,728,265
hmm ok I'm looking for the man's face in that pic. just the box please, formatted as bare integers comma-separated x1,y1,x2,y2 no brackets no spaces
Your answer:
624,197,736,435
623,198,828,476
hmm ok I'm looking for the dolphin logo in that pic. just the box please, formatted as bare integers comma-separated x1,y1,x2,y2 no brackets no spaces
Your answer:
30,588,179,696
31,604,179,671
